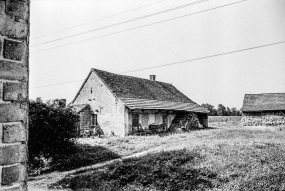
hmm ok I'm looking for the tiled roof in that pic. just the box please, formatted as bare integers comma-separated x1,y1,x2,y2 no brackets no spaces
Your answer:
121,98,209,113
241,93,285,112
93,69,208,113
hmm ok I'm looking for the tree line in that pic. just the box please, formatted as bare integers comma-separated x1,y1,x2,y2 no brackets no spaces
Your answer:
201,103,242,116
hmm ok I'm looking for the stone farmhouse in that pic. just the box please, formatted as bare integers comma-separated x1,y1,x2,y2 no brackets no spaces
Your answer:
241,93,285,126
69,68,209,136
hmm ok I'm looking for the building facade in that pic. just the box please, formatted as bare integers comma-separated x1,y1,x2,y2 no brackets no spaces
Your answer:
241,93,285,126
70,69,209,136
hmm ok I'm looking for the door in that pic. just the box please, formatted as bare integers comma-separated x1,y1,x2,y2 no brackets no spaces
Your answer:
132,113,139,127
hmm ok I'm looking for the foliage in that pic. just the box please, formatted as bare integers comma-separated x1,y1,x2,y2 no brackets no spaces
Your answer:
168,113,200,133
217,104,227,116
28,98,79,171
53,149,217,191
201,103,242,116
201,103,217,116
230,107,241,116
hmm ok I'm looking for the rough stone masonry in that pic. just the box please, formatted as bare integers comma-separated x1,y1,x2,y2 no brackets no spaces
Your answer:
0,0,29,190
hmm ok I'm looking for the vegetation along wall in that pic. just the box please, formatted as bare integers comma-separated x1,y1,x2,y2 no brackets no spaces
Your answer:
0,0,29,190
241,111,285,126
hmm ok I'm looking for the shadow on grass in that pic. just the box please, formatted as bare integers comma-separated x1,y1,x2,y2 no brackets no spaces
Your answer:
29,144,120,176
50,149,217,191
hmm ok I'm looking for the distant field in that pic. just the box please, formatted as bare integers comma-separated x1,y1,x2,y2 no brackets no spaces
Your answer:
208,116,242,125
48,122,285,191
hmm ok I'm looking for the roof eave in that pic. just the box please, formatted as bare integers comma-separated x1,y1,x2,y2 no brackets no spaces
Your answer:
70,69,94,104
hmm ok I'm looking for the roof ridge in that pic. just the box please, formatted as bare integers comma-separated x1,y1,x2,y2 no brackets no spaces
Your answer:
91,68,197,104
245,92,285,95
92,68,173,85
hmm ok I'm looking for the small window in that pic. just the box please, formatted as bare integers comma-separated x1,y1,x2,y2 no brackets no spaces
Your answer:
91,88,93,94
91,114,97,126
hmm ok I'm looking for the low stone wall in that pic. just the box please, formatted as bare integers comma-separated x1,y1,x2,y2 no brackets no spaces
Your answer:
241,111,285,126
208,116,242,125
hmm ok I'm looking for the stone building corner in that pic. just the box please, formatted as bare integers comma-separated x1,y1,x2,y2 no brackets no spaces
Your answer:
0,0,30,190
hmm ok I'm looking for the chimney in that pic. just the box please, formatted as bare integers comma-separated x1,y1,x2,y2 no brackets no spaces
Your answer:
150,75,156,81
59,99,66,108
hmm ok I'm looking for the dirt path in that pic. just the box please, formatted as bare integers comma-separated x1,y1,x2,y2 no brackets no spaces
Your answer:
28,144,181,191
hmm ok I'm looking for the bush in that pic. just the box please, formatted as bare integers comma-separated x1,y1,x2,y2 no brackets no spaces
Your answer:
28,98,79,171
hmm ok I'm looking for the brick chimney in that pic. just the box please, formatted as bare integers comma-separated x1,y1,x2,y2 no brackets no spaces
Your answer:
59,99,67,108
150,75,156,81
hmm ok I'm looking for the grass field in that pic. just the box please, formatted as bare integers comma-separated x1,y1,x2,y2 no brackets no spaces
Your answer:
43,123,285,191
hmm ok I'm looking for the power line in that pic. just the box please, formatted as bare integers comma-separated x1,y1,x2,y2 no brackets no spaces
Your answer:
32,0,168,39
30,40,285,89
121,40,285,74
30,0,210,47
30,80,85,89
31,0,247,53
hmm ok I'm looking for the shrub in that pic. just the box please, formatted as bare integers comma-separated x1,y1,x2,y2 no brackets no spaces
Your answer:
28,98,79,171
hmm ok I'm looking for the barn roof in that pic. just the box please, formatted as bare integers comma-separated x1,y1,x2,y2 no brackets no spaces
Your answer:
93,69,193,103
72,68,208,113
241,93,285,112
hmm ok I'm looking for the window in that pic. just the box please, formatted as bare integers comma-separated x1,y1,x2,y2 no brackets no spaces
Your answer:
91,88,93,94
91,114,97,126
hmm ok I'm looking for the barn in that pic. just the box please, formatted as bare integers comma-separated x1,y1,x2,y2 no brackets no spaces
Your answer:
69,68,209,136
241,93,285,126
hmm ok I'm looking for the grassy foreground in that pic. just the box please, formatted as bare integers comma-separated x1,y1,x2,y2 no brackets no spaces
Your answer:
49,124,285,191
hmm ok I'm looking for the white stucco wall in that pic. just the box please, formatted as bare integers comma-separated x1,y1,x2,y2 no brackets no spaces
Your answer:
73,72,126,136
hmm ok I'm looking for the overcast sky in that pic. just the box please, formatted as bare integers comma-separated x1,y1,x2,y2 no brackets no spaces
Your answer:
29,0,285,109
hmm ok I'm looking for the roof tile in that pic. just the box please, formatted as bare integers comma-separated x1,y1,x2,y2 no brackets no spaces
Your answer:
93,69,208,113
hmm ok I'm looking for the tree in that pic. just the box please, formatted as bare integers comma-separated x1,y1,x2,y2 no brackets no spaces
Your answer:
217,104,226,116
231,107,237,116
236,110,242,116
226,107,232,116
29,98,79,169
201,103,217,116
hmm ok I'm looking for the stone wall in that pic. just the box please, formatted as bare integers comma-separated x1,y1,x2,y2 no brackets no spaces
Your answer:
208,116,242,125
241,111,285,126
0,0,29,190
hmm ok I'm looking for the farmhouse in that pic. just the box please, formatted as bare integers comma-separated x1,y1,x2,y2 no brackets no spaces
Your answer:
70,68,209,136
241,93,285,126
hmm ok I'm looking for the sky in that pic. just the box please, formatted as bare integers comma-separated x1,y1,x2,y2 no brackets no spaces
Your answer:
29,0,285,109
